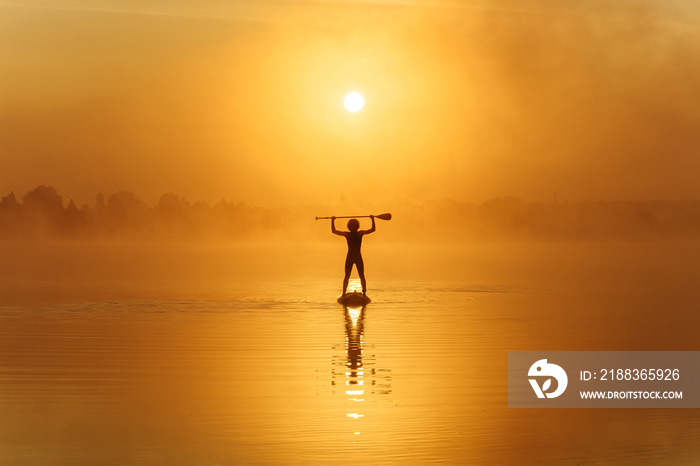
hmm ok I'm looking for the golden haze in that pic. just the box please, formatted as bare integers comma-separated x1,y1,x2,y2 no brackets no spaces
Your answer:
1,0,700,208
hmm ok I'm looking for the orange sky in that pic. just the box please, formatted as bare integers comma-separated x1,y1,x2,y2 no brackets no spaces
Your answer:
1,0,699,206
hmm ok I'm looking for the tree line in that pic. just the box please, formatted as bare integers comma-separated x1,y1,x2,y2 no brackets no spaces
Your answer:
0,185,302,240
405,197,700,240
2,186,700,241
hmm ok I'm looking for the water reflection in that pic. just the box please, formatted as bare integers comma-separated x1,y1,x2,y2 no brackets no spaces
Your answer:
344,304,366,437
344,305,365,396
330,279,392,440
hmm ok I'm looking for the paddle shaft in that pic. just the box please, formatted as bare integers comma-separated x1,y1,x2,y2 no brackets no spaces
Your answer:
316,213,391,220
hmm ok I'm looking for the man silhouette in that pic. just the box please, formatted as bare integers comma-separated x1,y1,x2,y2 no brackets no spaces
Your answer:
332,215,376,296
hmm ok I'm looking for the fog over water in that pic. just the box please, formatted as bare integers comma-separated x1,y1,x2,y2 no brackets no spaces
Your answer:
2,236,700,464
3,0,700,463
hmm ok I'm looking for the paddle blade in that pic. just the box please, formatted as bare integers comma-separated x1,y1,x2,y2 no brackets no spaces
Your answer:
376,213,392,221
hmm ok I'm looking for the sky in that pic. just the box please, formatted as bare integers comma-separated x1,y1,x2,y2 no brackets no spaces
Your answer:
1,0,699,207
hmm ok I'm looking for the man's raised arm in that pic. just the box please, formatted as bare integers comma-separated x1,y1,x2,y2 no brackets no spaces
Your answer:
331,216,344,236
362,215,376,235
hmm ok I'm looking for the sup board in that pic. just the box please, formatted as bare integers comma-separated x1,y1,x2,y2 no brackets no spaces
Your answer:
337,292,371,306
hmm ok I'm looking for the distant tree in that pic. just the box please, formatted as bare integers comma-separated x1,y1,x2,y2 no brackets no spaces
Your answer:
156,193,190,217
105,190,147,235
0,191,20,210
64,199,85,237
21,185,65,236
0,191,21,237
95,192,105,210
107,191,145,215
22,185,63,216
154,193,194,237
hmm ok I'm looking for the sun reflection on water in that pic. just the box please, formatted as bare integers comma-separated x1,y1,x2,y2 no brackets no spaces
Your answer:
328,279,392,440
348,306,362,327
344,304,366,436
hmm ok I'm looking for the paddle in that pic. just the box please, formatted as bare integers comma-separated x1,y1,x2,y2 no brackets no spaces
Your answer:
316,213,392,220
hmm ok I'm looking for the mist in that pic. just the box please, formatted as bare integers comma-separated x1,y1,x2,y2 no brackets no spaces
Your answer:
5,3,700,464
2,185,700,245
2,0,700,207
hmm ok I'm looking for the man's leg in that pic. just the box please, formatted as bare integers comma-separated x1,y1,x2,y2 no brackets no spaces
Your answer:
356,257,366,295
343,255,353,295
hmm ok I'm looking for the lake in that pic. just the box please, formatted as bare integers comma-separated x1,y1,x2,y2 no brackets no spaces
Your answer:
1,240,699,465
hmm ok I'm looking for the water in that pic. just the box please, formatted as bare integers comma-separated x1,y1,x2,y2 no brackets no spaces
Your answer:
1,240,700,465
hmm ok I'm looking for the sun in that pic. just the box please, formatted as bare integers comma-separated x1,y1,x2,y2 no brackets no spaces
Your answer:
344,92,364,112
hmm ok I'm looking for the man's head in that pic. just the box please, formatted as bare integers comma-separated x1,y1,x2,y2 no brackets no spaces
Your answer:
347,219,360,232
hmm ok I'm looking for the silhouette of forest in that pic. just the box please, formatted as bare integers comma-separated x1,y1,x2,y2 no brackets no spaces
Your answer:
2,186,700,241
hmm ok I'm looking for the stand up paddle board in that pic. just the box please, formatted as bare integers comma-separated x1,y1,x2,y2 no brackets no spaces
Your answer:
337,292,371,306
